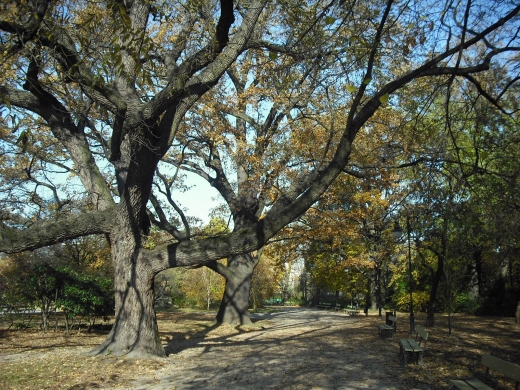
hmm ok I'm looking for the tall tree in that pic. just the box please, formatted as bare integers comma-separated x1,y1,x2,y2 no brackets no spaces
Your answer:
1,0,519,358
393,70,520,326
0,0,268,357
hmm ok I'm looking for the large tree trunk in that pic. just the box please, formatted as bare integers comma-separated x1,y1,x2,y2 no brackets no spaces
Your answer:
425,255,444,327
89,231,164,358
215,253,259,325
370,267,381,315
469,250,483,299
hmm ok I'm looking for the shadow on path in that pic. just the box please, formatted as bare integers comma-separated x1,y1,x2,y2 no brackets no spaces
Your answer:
138,307,412,390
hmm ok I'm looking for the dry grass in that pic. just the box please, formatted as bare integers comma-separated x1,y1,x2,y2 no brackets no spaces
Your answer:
0,319,163,389
0,309,519,389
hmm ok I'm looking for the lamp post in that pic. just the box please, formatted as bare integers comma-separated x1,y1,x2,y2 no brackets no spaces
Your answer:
344,267,349,307
392,220,415,335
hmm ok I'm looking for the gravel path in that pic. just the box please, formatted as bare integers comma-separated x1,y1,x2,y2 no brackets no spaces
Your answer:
122,307,417,390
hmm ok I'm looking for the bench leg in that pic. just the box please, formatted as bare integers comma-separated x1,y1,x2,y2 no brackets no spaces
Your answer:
417,351,423,365
399,345,408,365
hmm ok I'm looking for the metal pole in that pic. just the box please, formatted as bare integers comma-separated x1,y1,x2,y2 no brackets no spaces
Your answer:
377,266,382,318
407,217,415,335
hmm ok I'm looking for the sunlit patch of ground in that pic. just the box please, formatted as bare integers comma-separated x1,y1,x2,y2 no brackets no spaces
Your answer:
1,309,519,389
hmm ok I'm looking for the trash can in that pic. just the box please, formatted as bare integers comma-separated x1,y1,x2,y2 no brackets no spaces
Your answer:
386,310,395,325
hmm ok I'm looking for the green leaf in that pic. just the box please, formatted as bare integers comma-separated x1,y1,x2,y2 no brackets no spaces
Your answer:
15,130,27,145
119,4,131,26
324,16,336,25
480,151,489,160
379,93,389,104
347,85,356,93
114,53,122,68
363,78,372,85
269,51,278,60
16,130,30,152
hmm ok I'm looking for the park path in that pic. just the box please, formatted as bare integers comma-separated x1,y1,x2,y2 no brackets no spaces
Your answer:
120,307,425,390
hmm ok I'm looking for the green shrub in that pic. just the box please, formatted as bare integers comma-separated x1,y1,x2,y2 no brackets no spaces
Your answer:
453,292,482,314
56,267,114,332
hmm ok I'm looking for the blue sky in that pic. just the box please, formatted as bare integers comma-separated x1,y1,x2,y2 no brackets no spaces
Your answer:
171,173,222,224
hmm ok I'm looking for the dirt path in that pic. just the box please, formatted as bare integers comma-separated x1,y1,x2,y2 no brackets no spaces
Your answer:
119,308,410,390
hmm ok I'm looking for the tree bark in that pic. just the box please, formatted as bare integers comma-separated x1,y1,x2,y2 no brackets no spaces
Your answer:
426,255,444,327
469,250,483,299
89,230,164,358
215,252,259,325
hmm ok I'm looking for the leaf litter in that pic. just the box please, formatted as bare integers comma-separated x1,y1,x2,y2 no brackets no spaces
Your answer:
0,309,519,389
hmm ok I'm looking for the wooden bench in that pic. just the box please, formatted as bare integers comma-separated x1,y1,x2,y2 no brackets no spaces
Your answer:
378,315,397,337
399,325,429,365
450,353,520,390
317,303,332,310
343,306,360,316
